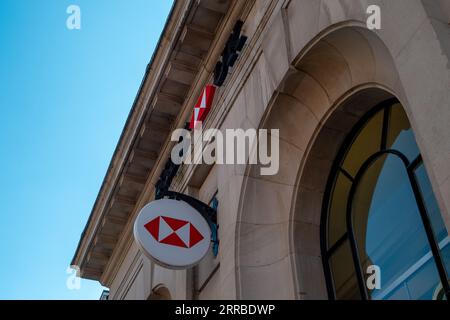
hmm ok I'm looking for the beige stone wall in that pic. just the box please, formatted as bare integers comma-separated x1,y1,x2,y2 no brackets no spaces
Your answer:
108,0,450,300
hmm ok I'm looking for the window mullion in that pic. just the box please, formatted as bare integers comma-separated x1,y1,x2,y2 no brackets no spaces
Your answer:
381,106,390,151
407,168,450,300
347,179,370,300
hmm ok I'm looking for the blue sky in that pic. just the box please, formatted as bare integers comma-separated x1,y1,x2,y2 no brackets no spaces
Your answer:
0,0,173,299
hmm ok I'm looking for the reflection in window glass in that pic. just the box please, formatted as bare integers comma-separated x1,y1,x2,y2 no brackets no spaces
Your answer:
329,241,361,300
342,111,383,177
328,173,351,248
381,254,442,300
353,154,442,300
324,101,450,300
415,165,448,242
405,255,443,300
386,104,420,161
415,164,450,276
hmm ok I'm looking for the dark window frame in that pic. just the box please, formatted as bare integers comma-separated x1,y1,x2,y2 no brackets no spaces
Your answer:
320,98,450,300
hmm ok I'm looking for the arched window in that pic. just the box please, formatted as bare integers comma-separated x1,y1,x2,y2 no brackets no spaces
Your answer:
321,99,450,300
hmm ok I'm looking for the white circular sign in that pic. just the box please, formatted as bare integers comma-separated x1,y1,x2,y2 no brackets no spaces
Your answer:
133,199,211,269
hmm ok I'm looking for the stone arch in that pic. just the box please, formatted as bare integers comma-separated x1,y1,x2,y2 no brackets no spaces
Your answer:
235,23,412,299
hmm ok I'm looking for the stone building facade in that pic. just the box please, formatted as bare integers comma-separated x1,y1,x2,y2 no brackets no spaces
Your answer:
72,0,450,299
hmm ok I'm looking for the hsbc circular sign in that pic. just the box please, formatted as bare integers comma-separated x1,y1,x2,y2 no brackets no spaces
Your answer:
133,199,211,269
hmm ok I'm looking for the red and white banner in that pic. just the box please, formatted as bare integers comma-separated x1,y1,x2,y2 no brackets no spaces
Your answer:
189,85,216,129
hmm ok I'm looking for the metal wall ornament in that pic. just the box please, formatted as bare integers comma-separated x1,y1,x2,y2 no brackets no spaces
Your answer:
213,20,247,87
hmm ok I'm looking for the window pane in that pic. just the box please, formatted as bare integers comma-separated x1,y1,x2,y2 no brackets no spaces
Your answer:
329,241,361,299
352,154,442,300
342,110,383,177
405,253,445,299
437,242,450,299
415,164,449,242
381,253,443,300
386,104,419,161
415,164,450,277
383,283,410,299
328,172,351,247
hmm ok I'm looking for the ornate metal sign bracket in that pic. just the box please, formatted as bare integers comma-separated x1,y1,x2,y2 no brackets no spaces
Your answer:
155,130,219,256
